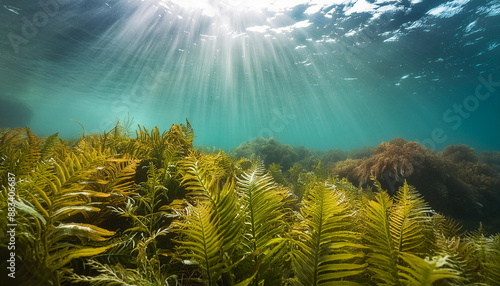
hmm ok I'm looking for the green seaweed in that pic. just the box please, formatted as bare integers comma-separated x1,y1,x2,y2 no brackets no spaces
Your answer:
1,122,499,285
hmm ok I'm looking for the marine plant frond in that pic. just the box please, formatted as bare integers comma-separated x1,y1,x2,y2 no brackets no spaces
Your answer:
370,175,384,192
363,190,401,285
105,161,176,284
179,152,233,200
67,259,140,286
67,259,179,286
236,161,289,284
482,234,500,285
15,195,115,285
216,178,244,253
465,231,500,284
291,183,366,285
0,127,43,179
397,253,461,285
178,155,244,264
180,118,195,146
0,126,26,147
112,113,135,139
16,150,116,222
47,150,114,199
173,202,226,285
133,123,193,163
364,181,451,285
136,162,168,213
41,132,63,159
80,158,141,224
390,181,432,255
70,123,125,156
166,122,194,156
179,155,218,203
431,213,466,239
112,160,141,191
136,125,162,144
162,141,182,168
433,234,475,284
13,149,119,284
71,119,86,138
24,126,43,168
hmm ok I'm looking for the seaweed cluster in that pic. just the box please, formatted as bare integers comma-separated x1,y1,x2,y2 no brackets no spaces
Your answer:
1,123,500,285
232,138,317,170
326,139,500,233
232,137,372,171
232,137,500,232
478,151,500,173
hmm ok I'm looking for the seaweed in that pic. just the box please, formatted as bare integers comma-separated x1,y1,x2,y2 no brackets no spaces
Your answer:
232,138,322,171
356,137,436,185
1,123,499,285
478,151,500,173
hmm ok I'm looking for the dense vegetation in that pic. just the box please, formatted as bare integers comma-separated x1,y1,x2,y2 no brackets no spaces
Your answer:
1,121,499,285
233,138,500,233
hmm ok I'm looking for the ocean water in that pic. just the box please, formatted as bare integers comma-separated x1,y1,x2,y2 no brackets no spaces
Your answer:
1,0,499,152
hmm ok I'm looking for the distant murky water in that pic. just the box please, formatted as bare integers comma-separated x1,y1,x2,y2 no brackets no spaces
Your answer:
1,0,499,150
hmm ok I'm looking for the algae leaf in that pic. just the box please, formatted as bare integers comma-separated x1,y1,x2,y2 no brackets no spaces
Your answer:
291,183,366,285
173,202,226,286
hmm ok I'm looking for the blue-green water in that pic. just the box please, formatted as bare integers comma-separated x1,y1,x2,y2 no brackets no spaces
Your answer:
1,0,499,151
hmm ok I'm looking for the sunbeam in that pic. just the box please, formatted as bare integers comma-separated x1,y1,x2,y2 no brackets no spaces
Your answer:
1,0,499,150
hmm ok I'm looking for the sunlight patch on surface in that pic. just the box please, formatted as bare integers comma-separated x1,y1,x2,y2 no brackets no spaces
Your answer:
344,0,376,16
427,0,471,18
163,0,309,14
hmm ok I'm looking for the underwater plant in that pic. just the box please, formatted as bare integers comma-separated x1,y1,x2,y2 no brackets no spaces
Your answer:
478,151,500,173
1,142,117,284
232,137,298,170
356,137,436,185
320,148,348,166
321,138,500,233
291,182,366,285
1,123,500,286
232,137,322,171
268,162,286,185
329,158,363,186
235,162,291,285
440,144,478,163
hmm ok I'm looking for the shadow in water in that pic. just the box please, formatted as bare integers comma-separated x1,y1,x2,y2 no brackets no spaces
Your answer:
0,96,33,128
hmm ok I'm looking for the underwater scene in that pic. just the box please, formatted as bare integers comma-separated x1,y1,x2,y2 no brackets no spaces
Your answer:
1,0,500,285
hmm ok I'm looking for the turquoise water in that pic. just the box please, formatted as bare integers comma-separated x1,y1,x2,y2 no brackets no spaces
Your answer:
1,0,499,151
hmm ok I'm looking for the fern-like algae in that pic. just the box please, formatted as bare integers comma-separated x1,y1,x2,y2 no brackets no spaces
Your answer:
173,201,226,285
291,183,367,285
2,123,500,286
173,154,245,285
11,148,117,285
0,127,43,183
364,188,400,285
179,155,243,257
397,253,460,285
363,181,463,286
236,162,290,285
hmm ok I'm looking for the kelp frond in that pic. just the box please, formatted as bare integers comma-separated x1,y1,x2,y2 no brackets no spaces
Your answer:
363,181,459,285
173,202,226,286
4,123,499,286
397,253,461,286
14,149,117,284
291,183,366,285
236,161,289,284
67,259,179,286
390,181,432,256
364,189,400,285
